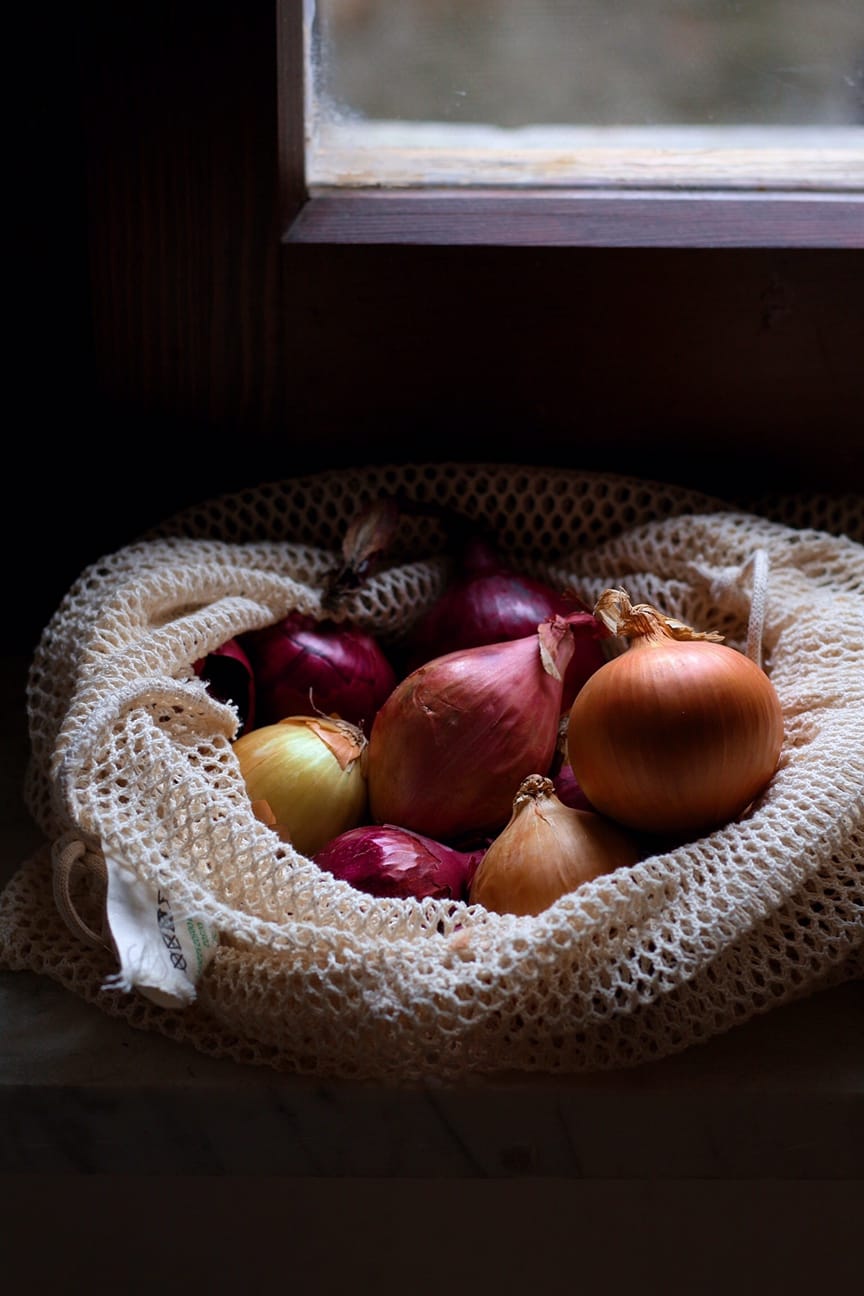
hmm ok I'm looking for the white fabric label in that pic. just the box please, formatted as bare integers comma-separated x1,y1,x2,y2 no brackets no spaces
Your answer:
103,850,217,1008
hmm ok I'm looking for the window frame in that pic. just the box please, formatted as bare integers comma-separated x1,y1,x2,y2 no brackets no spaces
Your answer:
278,0,864,250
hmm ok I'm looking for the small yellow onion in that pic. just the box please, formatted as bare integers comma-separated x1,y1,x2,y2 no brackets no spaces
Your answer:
468,774,642,917
232,716,368,857
567,587,785,837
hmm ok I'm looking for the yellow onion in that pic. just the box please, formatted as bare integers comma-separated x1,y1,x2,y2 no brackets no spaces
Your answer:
367,615,578,841
469,774,642,916
567,588,785,837
232,716,368,857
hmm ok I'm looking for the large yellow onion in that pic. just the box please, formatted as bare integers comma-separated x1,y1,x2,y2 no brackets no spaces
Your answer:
232,716,368,857
469,774,642,916
567,588,785,837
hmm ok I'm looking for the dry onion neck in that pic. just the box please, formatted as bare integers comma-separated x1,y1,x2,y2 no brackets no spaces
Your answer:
594,587,724,645
323,494,402,607
511,772,556,810
306,716,370,771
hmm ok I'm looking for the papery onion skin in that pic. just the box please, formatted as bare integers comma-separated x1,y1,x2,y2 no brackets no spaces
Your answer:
469,774,642,917
240,611,397,732
232,715,368,858
403,538,606,709
313,824,484,901
367,617,577,841
567,589,785,837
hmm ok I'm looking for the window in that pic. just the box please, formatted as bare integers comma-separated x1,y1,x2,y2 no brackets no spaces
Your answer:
281,0,864,246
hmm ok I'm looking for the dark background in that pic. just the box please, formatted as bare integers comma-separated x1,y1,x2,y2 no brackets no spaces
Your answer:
11,1,864,657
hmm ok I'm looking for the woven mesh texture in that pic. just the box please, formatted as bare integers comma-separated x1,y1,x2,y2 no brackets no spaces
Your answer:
2,463,862,1082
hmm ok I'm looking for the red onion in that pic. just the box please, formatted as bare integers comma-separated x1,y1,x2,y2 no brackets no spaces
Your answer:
240,611,397,733
367,615,577,841
313,824,484,901
402,537,606,708
193,637,256,734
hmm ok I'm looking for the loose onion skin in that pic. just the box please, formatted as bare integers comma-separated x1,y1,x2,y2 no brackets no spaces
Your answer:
240,611,397,732
469,774,642,916
314,824,484,901
232,715,368,858
403,538,606,709
367,616,577,841
566,588,785,837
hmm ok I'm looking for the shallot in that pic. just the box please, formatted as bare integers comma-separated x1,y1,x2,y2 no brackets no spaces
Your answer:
367,615,577,840
193,637,256,734
552,763,596,813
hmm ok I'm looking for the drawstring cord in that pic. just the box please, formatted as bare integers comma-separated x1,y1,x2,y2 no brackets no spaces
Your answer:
745,548,769,669
51,834,110,949
695,547,770,668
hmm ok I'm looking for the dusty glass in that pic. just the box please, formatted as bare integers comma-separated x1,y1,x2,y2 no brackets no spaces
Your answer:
312,0,864,128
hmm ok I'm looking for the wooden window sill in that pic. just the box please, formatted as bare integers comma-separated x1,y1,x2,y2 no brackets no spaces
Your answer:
285,188,864,249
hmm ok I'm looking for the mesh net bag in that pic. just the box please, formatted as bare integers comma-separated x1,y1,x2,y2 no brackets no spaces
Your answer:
2,463,862,1081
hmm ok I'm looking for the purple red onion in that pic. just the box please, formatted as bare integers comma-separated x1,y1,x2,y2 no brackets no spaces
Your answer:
367,615,578,841
240,611,397,733
194,637,256,734
314,824,484,901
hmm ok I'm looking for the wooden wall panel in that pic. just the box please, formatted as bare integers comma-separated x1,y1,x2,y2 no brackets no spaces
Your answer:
10,2,863,653
279,244,864,502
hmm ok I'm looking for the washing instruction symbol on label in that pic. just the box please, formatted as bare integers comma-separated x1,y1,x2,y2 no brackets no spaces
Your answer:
156,888,188,972
104,848,217,1006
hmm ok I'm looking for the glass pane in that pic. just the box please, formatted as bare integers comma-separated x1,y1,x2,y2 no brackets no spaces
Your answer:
313,0,864,128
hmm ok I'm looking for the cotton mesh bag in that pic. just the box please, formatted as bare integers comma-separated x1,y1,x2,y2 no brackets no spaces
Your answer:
1,463,861,1081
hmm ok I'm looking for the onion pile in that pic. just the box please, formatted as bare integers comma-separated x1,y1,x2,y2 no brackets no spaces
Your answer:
221,512,785,909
